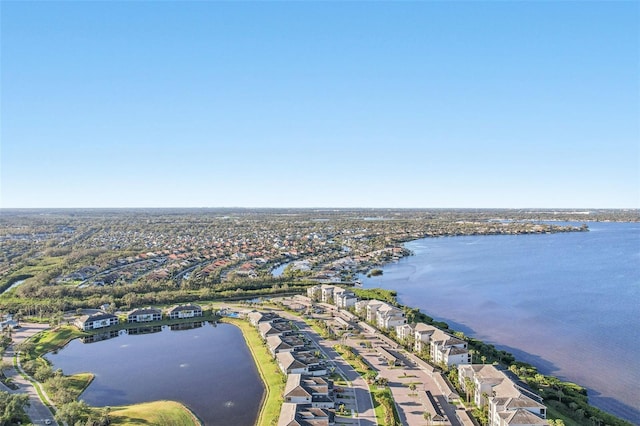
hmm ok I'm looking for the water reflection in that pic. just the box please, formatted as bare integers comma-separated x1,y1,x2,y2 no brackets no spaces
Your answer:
82,330,119,344
47,322,263,425
170,321,205,331
127,325,162,335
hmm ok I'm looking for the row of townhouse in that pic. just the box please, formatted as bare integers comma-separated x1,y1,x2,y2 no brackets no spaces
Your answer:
306,285,547,426
74,304,203,331
307,285,357,310
396,322,472,368
458,364,547,426
354,299,407,330
308,284,407,330
247,311,336,426
309,285,468,368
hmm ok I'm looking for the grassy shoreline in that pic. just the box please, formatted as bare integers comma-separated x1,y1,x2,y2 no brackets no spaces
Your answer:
19,326,201,425
220,317,286,426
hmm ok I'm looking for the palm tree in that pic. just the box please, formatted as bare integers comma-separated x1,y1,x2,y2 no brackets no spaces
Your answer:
423,411,432,425
409,382,417,395
464,377,473,404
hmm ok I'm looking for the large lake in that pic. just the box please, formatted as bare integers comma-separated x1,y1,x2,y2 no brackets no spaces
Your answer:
360,222,640,424
46,322,264,425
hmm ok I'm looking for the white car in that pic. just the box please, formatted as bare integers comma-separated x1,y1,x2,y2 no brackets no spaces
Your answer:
44,420,52,425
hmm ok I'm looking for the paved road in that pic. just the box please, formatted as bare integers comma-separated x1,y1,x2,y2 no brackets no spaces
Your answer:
1,323,59,426
276,311,377,426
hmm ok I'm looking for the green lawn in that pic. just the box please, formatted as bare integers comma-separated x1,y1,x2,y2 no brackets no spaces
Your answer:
220,317,285,426
109,400,200,425
29,326,87,358
67,373,94,399
370,385,402,426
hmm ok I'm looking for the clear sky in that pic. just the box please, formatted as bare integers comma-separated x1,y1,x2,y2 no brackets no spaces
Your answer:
1,1,638,209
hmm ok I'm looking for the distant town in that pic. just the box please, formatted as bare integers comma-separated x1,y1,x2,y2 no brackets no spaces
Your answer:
0,208,636,426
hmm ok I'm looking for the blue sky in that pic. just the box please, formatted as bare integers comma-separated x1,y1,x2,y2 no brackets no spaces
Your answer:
2,1,638,208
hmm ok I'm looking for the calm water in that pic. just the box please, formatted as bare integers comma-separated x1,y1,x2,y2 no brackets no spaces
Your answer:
360,222,640,424
46,322,264,425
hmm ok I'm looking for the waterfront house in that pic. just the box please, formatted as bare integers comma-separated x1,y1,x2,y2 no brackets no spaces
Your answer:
396,323,415,343
266,333,307,356
320,285,336,303
414,323,437,353
248,311,281,326
306,285,321,301
127,307,162,323
166,303,202,319
375,304,406,329
458,364,547,426
75,312,118,331
333,288,357,309
413,322,471,367
431,333,470,367
258,320,294,339
283,373,335,408
277,403,334,426
276,351,327,376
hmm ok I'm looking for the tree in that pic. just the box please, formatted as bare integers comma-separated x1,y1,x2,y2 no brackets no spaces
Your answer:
55,400,90,425
464,377,475,404
0,391,30,424
409,382,417,395
423,410,432,425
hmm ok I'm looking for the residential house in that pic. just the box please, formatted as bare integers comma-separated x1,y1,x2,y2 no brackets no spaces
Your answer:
431,333,470,367
320,285,336,304
414,323,437,353
375,304,406,329
413,323,471,367
75,312,118,331
259,320,294,339
127,307,162,323
306,285,321,301
248,311,281,326
276,351,327,376
266,334,307,356
458,365,547,426
277,403,334,426
395,323,415,344
283,373,334,408
333,288,357,309
166,303,202,319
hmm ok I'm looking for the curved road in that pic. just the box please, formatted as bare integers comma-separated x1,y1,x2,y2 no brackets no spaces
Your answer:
1,323,59,426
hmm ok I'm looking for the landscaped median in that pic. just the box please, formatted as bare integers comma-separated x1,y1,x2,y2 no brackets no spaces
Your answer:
220,317,286,426
333,344,401,426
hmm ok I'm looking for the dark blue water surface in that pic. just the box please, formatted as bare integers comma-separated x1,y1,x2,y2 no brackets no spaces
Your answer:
361,222,640,424
46,322,264,426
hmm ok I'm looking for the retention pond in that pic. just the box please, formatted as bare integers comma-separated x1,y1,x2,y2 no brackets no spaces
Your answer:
46,321,264,426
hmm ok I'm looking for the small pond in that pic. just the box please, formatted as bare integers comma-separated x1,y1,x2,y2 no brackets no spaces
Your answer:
46,322,264,425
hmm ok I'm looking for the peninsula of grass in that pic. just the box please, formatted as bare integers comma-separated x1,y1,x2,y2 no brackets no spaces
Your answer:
220,317,285,426
27,325,87,358
109,400,201,425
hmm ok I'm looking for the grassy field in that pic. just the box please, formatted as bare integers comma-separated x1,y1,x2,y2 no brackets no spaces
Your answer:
67,372,94,398
220,317,285,426
109,401,200,425
28,325,87,358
